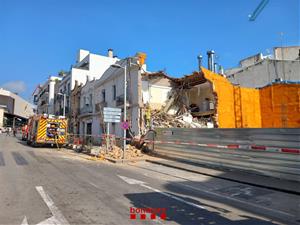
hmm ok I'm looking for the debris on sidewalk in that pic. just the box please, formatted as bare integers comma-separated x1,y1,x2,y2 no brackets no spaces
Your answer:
151,110,208,128
93,144,144,160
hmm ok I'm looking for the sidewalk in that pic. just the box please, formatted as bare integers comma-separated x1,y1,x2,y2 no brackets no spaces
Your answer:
63,142,300,194
146,157,300,194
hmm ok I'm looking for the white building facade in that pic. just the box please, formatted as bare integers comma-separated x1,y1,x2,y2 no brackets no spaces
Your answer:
56,49,118,117
0,88,35,128
76,55,173,143
226,46,300,88
78,78,96,138
35,76,62,115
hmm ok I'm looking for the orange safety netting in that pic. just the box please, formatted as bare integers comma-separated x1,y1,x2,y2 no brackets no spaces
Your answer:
201,67,300,128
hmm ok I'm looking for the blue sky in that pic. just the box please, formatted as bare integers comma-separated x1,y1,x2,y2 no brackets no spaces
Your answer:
0,0,299,100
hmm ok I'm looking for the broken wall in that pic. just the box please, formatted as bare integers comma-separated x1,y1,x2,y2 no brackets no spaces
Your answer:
202,67,236,127
187,82,215,111
142,77,172,110
129,66,142,136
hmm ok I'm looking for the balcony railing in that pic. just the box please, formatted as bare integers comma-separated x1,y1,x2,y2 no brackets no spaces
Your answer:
80,105,93,114
40,100,47,106
116,95,129,107
95,101,107,112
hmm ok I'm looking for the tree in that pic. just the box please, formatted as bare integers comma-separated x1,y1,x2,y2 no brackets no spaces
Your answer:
58,70,66,77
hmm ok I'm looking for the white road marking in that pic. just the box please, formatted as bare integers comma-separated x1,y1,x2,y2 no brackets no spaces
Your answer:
129,163,295,218
35,186,69,225
141,183,205,210
21,216,28,225
37,216,59,225
118,175,205,210
230,187,252,197
176,181,295,218
20,186,69,225
88,182,99,188
118,175,146,185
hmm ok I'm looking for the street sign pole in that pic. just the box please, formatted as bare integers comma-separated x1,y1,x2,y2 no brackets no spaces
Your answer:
103,107,122,154
123,65,127,160
106,122,109,153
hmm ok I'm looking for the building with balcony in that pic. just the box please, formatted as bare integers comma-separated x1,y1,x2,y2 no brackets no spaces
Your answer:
70,81,82,134
35,76,62,115
88,53,172,141
56,49,119,117
78,78,96,137
67,51,173,142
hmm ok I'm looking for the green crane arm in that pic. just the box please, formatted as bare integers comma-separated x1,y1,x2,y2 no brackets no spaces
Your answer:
249,0,270,21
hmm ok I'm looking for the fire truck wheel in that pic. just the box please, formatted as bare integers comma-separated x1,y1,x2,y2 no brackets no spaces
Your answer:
31,142,38,147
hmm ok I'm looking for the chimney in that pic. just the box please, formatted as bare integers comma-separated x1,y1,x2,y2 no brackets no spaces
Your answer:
77,49,89,63
197,55,203,71
214,63,218,73
108,49,113,58
218,65,224,75
207,50,215,71
86,75,91,82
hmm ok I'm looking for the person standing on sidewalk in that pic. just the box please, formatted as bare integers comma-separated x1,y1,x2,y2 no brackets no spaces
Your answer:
6,127,10,136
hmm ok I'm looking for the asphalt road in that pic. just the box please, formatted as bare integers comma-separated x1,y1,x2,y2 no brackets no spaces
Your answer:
0,135,299,225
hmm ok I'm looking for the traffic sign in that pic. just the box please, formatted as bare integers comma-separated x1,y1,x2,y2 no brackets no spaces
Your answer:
104,112,121,116
103,107,121,122
104,115,121,119
104,118,120,123
104,107,121,113
121,121,129,130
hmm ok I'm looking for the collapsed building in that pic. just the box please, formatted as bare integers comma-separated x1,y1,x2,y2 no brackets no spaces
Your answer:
140,67,300,132
141,71,215,131
69,49,300,145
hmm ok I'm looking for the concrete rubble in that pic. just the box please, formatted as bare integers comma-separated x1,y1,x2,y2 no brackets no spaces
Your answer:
151,110,208,128
141,71,216,131
96,144,144,160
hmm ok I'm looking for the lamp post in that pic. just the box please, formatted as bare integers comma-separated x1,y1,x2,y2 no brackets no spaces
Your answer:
111,63,127,159
57,93,66,117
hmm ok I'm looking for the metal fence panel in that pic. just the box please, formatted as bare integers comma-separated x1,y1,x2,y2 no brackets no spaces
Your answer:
149,128,300,182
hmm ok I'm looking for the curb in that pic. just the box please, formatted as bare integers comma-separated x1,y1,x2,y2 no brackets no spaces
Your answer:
104,156,147,164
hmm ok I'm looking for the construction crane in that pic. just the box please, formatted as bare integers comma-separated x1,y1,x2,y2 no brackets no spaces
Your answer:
249,0,269,21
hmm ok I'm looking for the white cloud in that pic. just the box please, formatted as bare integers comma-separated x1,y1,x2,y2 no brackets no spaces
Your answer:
1,80,27,94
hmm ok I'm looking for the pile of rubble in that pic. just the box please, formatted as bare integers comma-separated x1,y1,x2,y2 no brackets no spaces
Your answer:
97,144,144,160
151,110,208,128
147,86,215,129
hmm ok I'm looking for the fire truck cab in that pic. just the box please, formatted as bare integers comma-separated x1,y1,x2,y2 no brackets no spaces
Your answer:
25,114,68,147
